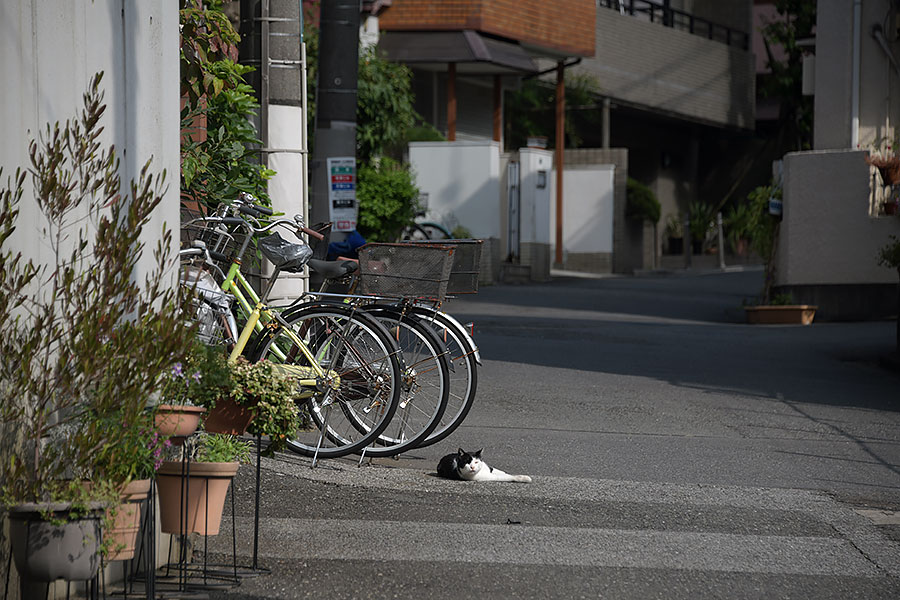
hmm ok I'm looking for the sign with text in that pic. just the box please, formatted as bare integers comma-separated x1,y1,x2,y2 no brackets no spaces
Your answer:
327,157,357,232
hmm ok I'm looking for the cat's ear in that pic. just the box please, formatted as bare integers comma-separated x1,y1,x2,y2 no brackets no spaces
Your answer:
457,448,465,456
474,449,483,458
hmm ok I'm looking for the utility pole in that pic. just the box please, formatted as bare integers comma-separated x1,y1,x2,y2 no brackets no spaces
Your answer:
554,60,565,267
310,1,360,239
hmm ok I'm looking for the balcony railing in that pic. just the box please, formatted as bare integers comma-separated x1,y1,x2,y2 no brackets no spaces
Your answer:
599,0,749,50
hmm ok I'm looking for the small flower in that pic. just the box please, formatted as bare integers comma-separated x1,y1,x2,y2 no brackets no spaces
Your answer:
172,362,184,377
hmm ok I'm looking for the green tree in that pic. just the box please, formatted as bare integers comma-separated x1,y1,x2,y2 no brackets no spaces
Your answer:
357,47,420,165
356,158,419,242
503,73,603,151
760,0,816,151
180,0,274,210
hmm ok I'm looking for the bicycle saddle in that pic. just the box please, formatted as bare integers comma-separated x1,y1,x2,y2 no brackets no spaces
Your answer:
307,258,358,280
258,232,313,272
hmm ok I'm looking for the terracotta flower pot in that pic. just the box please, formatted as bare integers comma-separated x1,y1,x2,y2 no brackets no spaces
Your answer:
106,478,152,561
203,397,255,435
8,502,104,583
154,404,206,445
866,155,900,186
744,305,817,325
156,460,239,536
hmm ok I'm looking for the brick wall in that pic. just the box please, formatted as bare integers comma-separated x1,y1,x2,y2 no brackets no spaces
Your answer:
378,0,595,57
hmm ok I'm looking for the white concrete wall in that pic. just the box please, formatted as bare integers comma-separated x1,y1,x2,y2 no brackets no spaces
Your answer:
778,150,899,286
814,0,900,152
0,0,180,283
408,141,501,239
550,164,616,257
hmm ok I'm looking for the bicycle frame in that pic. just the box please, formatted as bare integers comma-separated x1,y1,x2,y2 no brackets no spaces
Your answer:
214,259,325,392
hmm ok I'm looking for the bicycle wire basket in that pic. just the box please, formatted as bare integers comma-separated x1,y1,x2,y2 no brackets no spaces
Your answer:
356,243,456,302
404,239,483,294
180,203,249,266
181,264,235,347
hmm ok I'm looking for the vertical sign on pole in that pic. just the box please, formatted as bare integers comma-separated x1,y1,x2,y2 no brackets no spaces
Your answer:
327,157,357,232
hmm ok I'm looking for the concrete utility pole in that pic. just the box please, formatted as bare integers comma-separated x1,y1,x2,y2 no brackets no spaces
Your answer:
239,0,308,299
310,1,360,238
554,60,565,267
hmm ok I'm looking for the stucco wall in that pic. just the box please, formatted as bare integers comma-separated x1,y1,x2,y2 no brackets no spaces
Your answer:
779,150,899,287
408,140,502,239
550,164,616,274
0,2,180,594
814,0,900,152
0,0,180,284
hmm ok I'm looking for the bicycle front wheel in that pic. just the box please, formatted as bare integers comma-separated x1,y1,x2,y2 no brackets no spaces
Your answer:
251,305,402,459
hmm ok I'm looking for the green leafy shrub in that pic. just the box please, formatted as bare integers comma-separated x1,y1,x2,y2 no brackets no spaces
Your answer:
180,1,273,211
356,158,420,242
625,178,661,223
723,201,754,252
406,124,446,143
744,183,782,304
159,340,233,409
194,433,252,464
229,358,302,454
451,225,472,239
0,73,196,506
878,235,900,271
688,200,717,245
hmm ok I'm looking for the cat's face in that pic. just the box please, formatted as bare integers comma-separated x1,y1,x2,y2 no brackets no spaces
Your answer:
457,448,484,476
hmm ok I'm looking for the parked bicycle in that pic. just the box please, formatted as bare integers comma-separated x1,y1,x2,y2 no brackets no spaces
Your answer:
181,194,482,460
179,210,403,465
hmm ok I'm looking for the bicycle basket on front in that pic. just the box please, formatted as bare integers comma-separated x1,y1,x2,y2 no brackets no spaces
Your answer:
356,243,455,302
181,206,248,265
259,232,313,273
181,265,234,346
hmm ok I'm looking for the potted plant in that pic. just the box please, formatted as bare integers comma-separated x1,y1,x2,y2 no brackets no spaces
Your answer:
180,342,258,436
230,358,303,454
741,182,817,324
865,135,900,187
85,409,170,561
156,433,251,536
688,200,716,254
626,178,661,266
877,235,900,353
723,201,753,257
0,73,197,588
156,341,231,439
663,214,684,255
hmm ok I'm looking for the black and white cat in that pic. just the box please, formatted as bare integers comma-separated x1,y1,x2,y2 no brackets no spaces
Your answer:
436,448,532,483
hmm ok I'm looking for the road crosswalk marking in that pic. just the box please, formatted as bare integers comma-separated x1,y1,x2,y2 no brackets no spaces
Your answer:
224,517,884,577
207,458,900,581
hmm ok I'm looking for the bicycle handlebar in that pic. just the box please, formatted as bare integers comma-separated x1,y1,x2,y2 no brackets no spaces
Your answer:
187,213,324,243
236,192,274,216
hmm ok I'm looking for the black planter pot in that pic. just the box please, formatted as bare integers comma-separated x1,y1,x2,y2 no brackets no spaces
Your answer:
8,502,104,584
667,237,683,255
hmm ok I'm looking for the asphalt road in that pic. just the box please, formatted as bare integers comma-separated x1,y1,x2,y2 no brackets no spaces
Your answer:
200,268,900,599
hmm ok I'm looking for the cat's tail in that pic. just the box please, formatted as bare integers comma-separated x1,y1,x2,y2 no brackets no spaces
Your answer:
511,474,532,483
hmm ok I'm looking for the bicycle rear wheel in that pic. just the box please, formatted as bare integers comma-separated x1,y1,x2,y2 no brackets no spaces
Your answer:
405,306,479,448
250,304,402,459
356,307,449,457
